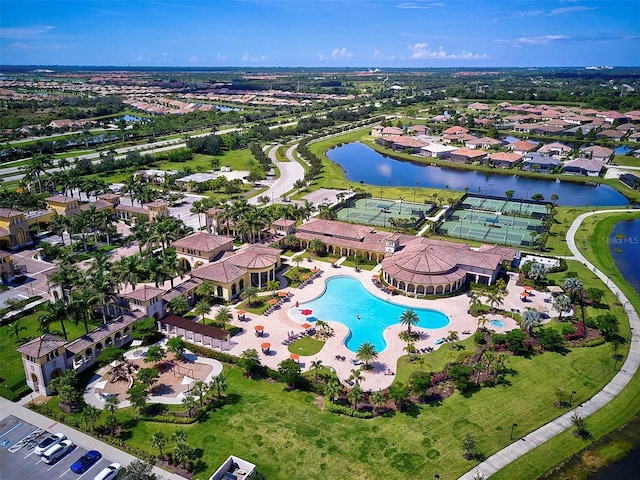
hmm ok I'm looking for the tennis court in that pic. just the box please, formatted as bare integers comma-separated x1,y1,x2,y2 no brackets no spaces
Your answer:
461,194,549,219
336,197,435,228
439,219,538,247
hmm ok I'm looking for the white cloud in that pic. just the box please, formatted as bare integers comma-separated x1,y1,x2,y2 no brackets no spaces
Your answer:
162,52,169,63
317,47,352,62
548,6,596,15
407,43,488,60
397,2,445,9
133,53,146,63
0,25,54,39
215,53,227,62
373,49,395,61
241,52,267,62
496,35,569,46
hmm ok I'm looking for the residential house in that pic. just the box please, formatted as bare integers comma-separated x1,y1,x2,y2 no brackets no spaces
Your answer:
562,158,606,177
580,145,614,162
172,231,235,270
370,125,384,137
486,152,523,168
0,209,32,250
522,154,560,173
596,130,624,141
381,126,404,137
464,137,501,149
507,140,539,155
537,142,572,158
420,143,458,158
620,172,640,190
449,148,487,163
441,126,469,136
407,124,430,136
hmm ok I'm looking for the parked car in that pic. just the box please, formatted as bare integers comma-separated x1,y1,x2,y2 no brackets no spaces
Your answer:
93,463,121,480
70,450,102,473
34,433,66,456
42,440,74,464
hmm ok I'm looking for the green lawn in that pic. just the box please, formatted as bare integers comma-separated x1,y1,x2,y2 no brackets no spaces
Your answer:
287,336,324,356
115,338,616,480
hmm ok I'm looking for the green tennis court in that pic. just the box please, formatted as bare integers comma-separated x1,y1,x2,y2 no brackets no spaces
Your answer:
336,197,435,228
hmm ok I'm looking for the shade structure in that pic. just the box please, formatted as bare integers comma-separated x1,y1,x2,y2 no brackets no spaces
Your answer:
330,258,337,263
181,375,194,385
301,274,311,280
388,285,396,291
372,274,380,279
524,286,533,291
290,353,300,361
261,342,271,350
278,291,288,297
520,292,530,297
94,380,108,391
312,268,319,273
254,325,264,331
237,310,246,316
267,298,278,305
301,323,312,329
301,309,313,316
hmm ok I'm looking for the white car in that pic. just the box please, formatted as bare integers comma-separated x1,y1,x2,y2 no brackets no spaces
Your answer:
34,433,66,456
94,463,122,480
42,439,74,464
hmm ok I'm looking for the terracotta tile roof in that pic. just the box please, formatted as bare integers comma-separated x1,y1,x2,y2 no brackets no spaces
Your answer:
442,126,469,135
66,311,143,354
116,204,149,215
144,200,168,208
163,278,202,302
508,140,538,152
272,218,296,227
0,208,24,218
191,260,246,284
17,333,67,358
79,200,113,211
229,245,280,269
488,152,522,163
451,147,487,158
46,195,78,204
172,232,234,252
123,284,165,301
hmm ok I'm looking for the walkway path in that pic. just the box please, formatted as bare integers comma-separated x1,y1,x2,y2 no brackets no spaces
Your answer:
248,144,304,205
459,209,640,479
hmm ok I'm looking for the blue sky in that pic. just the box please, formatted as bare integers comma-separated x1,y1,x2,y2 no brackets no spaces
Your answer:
1,0,639,67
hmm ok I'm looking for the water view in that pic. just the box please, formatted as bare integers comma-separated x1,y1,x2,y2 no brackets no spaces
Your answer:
297,276,449,353
609,218,640,295
327,142,629,207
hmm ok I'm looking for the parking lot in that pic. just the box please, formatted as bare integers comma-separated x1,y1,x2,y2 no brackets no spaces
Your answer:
0,415,116,480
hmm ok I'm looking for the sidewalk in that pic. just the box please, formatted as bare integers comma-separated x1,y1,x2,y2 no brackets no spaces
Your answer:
459,209,640,479
0,396,186,480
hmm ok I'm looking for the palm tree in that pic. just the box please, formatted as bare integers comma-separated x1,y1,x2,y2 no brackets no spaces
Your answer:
355,342,378,369
113,255,144,291
210,372,227,398
182,394,196,417
81,404,101,432
170,296,190,316
190,200,207,230
151,431,168,460
347,385,364,411
307,238,325,256
49,214,69,246
349,368,364,388
8,320,27,342
399,309,420,334
191,380,208,407
563,277,583,302
310,359,323,382
324,379,341,403
240,285,258,307
477,315,489,330
195,279,216,301
522,308,541,336
446,330,459,348
70,210,91,253
369,390,386,414
266,280,279,297
103,394,120,434
23,153,54,192
214,305,232,330
194,299,211,323
553,294,571,321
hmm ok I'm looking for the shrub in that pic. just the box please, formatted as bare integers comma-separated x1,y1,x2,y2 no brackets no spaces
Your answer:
323,397,373,419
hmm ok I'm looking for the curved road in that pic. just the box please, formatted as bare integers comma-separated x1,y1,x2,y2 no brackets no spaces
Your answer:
460,209,640,479
248,144,304,205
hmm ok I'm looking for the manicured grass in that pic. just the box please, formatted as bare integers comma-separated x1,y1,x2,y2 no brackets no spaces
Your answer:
287,336,324,356
613,155,640,167
490,214,640,479
157,148,255,172
117,338,616,480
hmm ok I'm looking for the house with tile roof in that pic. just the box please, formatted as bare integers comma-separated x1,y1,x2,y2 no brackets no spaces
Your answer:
0,208,32,250
562,158,606,177
16,312,141,395
172,232,235,270
420,143,458,158
449,148,487,163
579,145,614,162
507,140,539,155
486,152,523,168
522,154,560,173
537,142,573,158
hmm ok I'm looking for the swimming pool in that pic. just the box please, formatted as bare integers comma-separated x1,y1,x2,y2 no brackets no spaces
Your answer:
294,276,449,353
490,319,505,328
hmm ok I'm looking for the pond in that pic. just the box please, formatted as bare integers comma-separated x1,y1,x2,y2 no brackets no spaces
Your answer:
326,142,629,207
609,218,640,294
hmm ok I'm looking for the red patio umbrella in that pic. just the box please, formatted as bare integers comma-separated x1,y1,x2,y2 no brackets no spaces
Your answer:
301,309,313,316
290,353,300,361
261,342,271,351
372,274,380,279
331,258,337,263
254,325,264,331
388,285,396,291
237,310,246,316
301,274,311,280
524,286,533,291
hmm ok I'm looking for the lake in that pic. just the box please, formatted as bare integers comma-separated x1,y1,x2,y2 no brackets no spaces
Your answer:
609,218,640,295
326,142,629,206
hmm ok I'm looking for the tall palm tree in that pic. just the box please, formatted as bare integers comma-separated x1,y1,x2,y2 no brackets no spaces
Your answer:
23,153,54,193
324,379,341,403
194,299,211,323
214,305,232,330
113,255,144,291
151,432,168,460
446,330,459,348
349,368,364,388
522,308,541,336
170,296,190,316
307,238,325,256
195,280,216,301
210,372,227,398
369,390,386,414
563,277,583,302
356,342,379,369
49,214,69,246
347,385,364,411
399,309,420,334
240,285,258,306
310,359,323,382
553,294,571,321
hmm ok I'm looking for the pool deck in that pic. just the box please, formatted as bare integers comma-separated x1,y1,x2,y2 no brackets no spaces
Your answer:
223,258,552,392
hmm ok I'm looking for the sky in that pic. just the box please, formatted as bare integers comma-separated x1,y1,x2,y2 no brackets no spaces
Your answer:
1,0,639,68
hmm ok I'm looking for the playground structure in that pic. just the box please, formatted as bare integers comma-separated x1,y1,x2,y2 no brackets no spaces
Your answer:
336,197,435,229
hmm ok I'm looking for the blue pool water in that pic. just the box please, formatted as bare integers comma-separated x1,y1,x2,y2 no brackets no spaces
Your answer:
490,319,505,328
297,276,449,353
